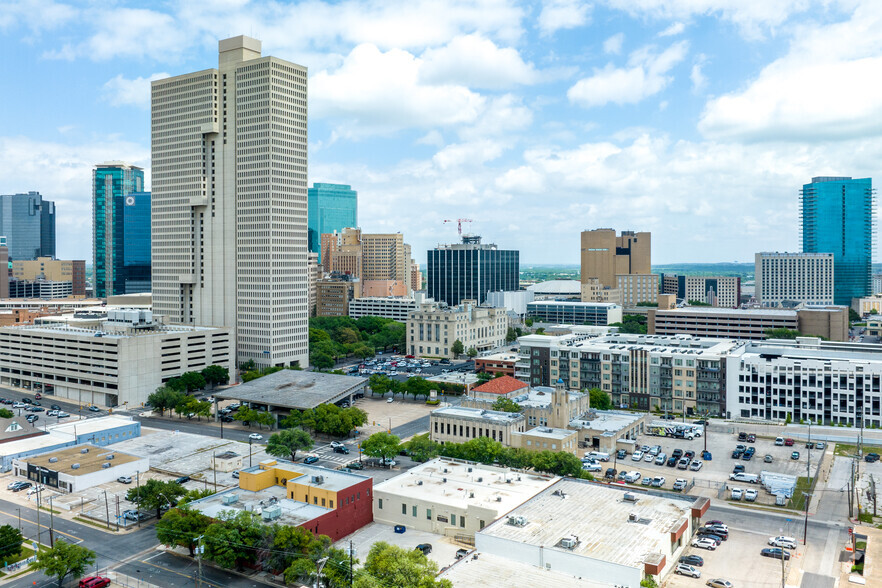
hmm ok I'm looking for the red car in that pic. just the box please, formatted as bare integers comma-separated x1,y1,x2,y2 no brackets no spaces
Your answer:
784,438,795,446
34,393,42,400
405,354,415,359
79,577,110,588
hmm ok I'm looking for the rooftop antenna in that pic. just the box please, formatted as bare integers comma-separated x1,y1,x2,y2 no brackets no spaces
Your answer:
443,219,474,236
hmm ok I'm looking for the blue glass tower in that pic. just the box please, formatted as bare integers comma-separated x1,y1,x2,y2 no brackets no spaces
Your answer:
93,162,150,297
0,192,55,261
801,176,874,305
307,183,357,262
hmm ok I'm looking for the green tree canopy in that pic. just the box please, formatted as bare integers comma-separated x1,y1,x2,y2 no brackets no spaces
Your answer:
155,507,211,556
466,347,478,358
361,431,401,465
451,340,464,356
32,539,96,588
235,406,259,426
255,410,275,430
476,371,493,384
505,327,518,342
266,427,314,461
148,385,185,416
201,365,229,387
491,398,522,413
849,308,861,322
311,352,335,371
282,404,367,437
355,541,452,588
765,328,802,340
179,371,207,393
202,511,266,570
126,479,186,519
0,524,23,560
405,434,440,463
0,408,14,419
610,314,647,334
588,387,612,410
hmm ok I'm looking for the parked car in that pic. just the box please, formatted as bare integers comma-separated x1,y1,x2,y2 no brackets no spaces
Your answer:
333,446,350,454
696,529,723,543
616,449,627,460
691,538,717,551
769,536,797,549
744,489,758,502
655,453,667,465
220,416,234,422
644,453,655,463
79,576,111,588
88,405,100,412
11,482,32,492
631,451,644,461
677,457,690,469
684,450,695,459
704,526,728,540
346,461,365,470
649,445,661,455
604,468,617,479
667,456,678,467
764,454,773,463
784,438,794,446
249,433,263,441
676,563,701,578
732,464,745,474
34,393,42,400
791,451,800,460
865,453,881,463
623,471,641,483
680,554,704,567
641,476,653,486
690,460,703,471
705,580,733,588
747,434,756,443
303,456,319,464
415,543,432,555
117,476,132,484
455,548,470,559
386,397,394,403
330,441,345,449
122,510,148,522
174,476,190,484
672,478,687,491
232,471,239,478
775,437,785,446
704,522,728,532
761,548,791,560
50,404,61,410
26,415,38,423
56,412,70,418
731,487,743,500
671,449,683,459
651,476,665,487
738,432,747,441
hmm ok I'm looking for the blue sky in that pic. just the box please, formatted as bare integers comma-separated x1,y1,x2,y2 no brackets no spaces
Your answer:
1,0,881,265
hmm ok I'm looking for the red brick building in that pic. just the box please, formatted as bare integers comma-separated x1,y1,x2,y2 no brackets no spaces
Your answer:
474,351,520,377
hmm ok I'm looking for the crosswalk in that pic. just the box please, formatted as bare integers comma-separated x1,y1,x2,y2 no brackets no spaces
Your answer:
311,444,361,468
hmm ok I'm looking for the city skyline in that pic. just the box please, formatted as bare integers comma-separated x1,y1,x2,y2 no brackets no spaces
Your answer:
1,1,881,265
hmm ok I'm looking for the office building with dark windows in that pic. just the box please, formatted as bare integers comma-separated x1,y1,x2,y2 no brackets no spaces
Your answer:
0,192,55,261
427,235,519,306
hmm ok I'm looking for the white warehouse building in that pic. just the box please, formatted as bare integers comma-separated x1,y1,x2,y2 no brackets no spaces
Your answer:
0,311,233,408
727,337,882,426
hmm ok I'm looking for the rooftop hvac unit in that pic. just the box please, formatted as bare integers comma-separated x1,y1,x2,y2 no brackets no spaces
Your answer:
496,496,502,502
101,463,111,469
222,494,239,505
105,454,115,460
468,467,473,472
416,480,423,486
48,457,58,463
262,504,282,521
477,477,483,483
442,478,447,483
443,468,448,473
80,448,89,454
71,463,80,469
628,513,638,522
469,492,474,498
311,475,324,485
560,537,577,549
623,493,638,502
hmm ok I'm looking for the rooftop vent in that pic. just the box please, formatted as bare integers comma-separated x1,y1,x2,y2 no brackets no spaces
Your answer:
623,493,638,502
105,454,115,460
628,513,638,522
469,492,475,498
416,480,423,486
311,475,324,485
443,468,448,473
222,494,239,505
80,448,89,454
442,478,447,483
560,536,578,549
477,477,483,483
468,467,473,472
48,457,58,463
507,515,528,527
496,496,502,502
71,463,80,469
101,463,111,469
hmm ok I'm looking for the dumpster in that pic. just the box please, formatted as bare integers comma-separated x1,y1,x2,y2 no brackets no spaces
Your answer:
702,450,712,461
394,525,406,534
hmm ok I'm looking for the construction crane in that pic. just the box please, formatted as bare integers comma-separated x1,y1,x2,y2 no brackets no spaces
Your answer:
443,218,474,236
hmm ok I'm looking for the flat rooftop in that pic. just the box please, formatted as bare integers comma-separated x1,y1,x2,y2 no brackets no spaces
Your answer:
480,479,693,569
742,340,882,363
528,301,619,309
216,370,367,410
571,410,643,433
190,485,331,526
24,444,141,475
440,552,608,588
373,458,557,513
431,406,524,425
49,416,137,438
520,426,573,440
245,460,370,493
476,352,519,362
0,322,222,339
654,307,797,317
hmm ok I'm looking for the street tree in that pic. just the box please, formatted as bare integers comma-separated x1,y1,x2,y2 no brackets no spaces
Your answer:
466,347,478,358
361,431,401,465
126,479,186,520
179,371,207,393
588,387,612,410
175,395,200,418
32,540,96,588
155,507,211,556
0,524,23,559
0,408,14,419
255,410,275,430
491,398,522,413
202,511,266,570
266,427,313,461
405,434,440,462
368,374,391,397
235,406,259,426
352,343,375,359
195,400,212,420
451,340,464,357
147,386,185,416
355,541,451,588
311,352,335,371
201,365,230,387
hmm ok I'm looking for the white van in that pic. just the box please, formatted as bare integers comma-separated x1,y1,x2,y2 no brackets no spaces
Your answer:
728,472,759,484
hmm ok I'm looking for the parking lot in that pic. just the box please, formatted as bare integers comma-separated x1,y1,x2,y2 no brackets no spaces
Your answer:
594,424,822,505
664,523,798,587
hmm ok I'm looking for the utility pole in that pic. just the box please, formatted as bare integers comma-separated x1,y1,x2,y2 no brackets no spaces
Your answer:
213,454,217,490
196,534,204,588
35,485,41,546
780,546,787,588
115,495,121,531
48,496,55,547
803,492,812,545
349,540,354,588
17,508,21,533
136,471,142,528
314,557,329,588
103,490,111,531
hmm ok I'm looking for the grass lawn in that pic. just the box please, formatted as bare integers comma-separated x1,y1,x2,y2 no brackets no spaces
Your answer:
835,443,858,457
786,477,814,510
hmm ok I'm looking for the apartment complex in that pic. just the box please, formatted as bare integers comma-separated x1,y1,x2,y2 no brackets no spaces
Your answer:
526,301,622,326
92,162,151,297
12,258,86,297
315,276,361,317
616,274,659,307
660,274,741,308
755,252,834,307
427,235,519,307
726,337,882,427
648,307,848,341
321,228,414,296
407,300,508,358
473,352,520,377
151,36,308,368
516,333,738,415
0,192,55,261
0,310,233,407
801,176,874,305
307,183,357,261
348,297,421,321
410,261,422,291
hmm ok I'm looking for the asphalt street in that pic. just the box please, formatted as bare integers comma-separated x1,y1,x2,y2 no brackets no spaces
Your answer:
116,551,278,588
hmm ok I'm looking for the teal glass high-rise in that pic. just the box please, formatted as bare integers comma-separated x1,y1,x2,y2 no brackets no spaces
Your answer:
307,183,357,262
93,162,150,297
801,176,875,305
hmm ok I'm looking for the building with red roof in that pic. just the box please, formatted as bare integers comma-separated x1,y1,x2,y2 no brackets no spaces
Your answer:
472,375,529,399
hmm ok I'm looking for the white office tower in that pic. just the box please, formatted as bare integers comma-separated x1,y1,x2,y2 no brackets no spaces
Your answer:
151,36,308,368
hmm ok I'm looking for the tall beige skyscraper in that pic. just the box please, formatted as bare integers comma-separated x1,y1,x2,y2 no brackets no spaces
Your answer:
581,229,654,305
151,36,308,368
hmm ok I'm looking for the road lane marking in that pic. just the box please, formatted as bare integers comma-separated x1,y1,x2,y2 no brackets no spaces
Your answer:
0,508,83,542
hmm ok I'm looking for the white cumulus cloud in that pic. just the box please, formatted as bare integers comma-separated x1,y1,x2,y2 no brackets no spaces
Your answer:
603,32,625,54
568,41,689,108
658,21,685,36
420,34,538,89
102,73,170,109
538,0,591,37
